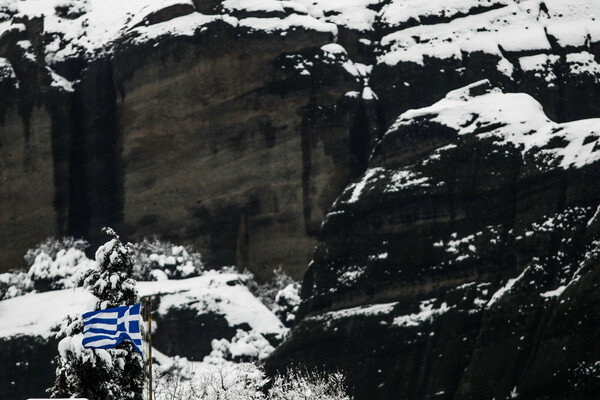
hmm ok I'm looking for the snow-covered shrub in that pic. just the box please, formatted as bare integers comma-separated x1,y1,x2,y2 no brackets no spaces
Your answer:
0,0,17,21
153,360,353,400
268,368,352,400
52,315,142,400
50,228,144,400
0,237,93,299
24,236,89,266
273,283,301,327
131,238,203,281
154,361,267,400
55,0,88,19
26,239,94,293
81,228,138,310
0,270,31,301
210,329,275,362
249,267,301,327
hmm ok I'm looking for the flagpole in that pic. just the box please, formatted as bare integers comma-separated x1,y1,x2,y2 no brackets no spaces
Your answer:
145,297,153,400
148,297,153,400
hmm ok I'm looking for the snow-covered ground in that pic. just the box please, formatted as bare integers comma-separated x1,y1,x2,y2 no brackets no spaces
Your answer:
137,272,286,338
0,271,286,363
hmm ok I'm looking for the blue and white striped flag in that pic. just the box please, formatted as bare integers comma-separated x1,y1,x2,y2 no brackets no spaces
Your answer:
82,303,143,355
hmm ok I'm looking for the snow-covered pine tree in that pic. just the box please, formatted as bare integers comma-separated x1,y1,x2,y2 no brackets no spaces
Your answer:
50,228,145,400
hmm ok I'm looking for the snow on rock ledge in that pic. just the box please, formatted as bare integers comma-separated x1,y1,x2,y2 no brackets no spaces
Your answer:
0,0,338,65
390,80,600,170
0,271,286,345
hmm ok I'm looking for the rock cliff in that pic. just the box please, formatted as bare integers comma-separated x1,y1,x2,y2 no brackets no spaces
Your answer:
0,0,372,280
267,81,600,399
3,0,600,282
1,1,600,399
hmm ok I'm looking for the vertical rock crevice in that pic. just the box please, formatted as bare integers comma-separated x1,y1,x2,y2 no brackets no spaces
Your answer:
68,57,124,249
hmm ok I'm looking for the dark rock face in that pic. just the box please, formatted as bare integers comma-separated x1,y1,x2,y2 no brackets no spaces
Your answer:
267,82,600,399
110,22,365,280
0,16,73,273
152,307,238,361
0,8,373,281
1,1,600,284
0,335,58,400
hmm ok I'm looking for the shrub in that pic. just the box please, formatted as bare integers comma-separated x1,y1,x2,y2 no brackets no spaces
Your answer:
25,238,94,293
0,237,93,299
131,238,204,281
54,0,88,19
249,267,301,327
0,0,17,22
0,270,31,301
210,330,274,363
153,361,353,400
154,361,267,400
267,368,352,400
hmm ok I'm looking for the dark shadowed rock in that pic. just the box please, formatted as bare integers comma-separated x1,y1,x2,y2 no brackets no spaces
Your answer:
0,8,373,281
2,1,600,285
267,82,600,400
0,335,59,400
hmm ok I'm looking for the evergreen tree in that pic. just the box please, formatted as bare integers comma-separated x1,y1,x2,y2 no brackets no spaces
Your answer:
50,228,145,400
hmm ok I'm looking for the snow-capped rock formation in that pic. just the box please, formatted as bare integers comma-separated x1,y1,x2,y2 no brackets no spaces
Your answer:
2,1,600,398
0,0,370,280
267,81,600,399
3,0,598,282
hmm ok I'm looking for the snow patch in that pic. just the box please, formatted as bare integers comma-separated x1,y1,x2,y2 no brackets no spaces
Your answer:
541,285,566,298
347,167,384,204
487,266,530,307
393,299,450,327
317,302,397,321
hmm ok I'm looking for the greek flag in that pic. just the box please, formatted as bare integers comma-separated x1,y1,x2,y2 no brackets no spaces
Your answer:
82,303,143,355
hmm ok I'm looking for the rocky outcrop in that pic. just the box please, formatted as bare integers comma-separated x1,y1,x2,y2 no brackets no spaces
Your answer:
110,19,366,281
2,1,600,283
371,1,600,126
0,3,375,280
267,81,600,399
141,273,287,361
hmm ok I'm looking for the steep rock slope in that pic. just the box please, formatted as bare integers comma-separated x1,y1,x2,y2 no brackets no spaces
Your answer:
267,81,600,400
2,0,600,281
0,0,375,279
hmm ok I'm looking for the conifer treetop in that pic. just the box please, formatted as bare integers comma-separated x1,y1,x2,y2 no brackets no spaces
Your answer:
83,227,138,310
